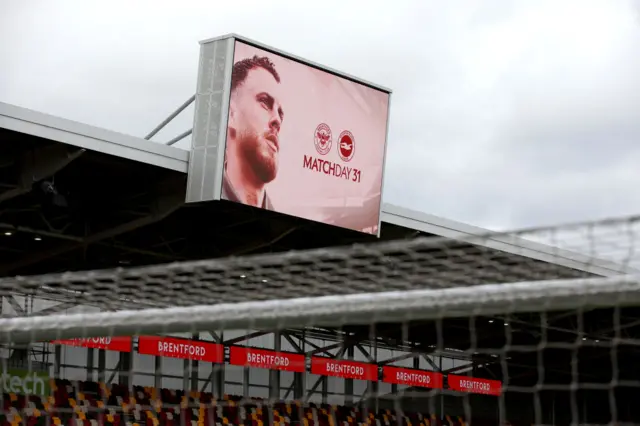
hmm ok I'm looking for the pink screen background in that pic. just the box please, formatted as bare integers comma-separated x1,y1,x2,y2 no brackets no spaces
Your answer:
224,41,390,234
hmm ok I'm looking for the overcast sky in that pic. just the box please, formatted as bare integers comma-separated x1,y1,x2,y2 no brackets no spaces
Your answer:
1,0,639,231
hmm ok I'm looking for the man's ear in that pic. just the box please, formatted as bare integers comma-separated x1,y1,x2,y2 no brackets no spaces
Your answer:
227,99,237,139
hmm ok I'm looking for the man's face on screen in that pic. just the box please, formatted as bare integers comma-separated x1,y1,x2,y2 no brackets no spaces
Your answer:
229,67,284,184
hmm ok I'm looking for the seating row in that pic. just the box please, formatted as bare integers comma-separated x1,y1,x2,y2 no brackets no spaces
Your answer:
0,378,491,426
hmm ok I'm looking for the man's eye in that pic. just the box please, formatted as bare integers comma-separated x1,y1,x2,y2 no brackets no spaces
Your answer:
258,97,271,109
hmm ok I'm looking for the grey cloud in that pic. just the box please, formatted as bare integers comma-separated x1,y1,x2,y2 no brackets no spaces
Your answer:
381,0,640,229
1,0,640,232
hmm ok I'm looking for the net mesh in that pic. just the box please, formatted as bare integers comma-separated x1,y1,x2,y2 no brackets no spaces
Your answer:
1,214,640,425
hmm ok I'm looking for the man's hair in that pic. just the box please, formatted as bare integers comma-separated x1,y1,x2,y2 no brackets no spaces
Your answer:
231,55,281,92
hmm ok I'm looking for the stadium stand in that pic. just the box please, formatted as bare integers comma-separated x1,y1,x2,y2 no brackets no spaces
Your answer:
4,100,640,426
1,378,487,426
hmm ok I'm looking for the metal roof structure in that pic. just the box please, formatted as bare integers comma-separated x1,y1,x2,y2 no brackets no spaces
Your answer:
3,101,640,419
0,101,632,279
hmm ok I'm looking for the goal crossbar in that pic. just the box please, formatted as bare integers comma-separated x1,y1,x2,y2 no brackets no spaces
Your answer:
1,274,639,343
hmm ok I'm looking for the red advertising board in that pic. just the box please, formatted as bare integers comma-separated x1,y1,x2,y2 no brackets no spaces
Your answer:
448,375,502,396
382,366,443,389
311,357,378,381
229,347,305,372
52,337,132,352
138,336,223,363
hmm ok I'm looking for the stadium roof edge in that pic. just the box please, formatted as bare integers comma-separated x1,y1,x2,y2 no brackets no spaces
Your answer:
0,102,188,173
381,204,636,278
1,101,633,278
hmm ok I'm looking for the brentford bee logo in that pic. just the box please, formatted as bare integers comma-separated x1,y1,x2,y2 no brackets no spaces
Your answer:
338,130,355,162
314,123,332,155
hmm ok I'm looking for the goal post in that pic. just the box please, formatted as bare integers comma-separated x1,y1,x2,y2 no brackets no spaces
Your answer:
1,214,640,425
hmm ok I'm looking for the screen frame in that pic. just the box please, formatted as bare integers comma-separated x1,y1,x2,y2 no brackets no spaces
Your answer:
210,34,392,237
200,34,392,94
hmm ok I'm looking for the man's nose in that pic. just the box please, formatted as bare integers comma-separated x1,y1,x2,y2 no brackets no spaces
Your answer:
269,114,281,132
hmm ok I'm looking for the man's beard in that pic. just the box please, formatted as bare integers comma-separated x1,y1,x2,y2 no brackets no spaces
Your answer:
238,130,278,184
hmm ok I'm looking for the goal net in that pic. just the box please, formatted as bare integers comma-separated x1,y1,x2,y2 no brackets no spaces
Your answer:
1,214,640,426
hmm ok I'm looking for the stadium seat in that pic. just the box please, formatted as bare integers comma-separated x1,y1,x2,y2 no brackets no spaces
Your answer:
0,379,503,426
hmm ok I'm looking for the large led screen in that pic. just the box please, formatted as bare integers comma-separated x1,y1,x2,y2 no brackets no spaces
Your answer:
220,40,390,235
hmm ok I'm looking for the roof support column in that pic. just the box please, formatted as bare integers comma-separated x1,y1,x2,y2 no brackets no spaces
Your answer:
190,333,200,391
344,345,354,405
269,331,281,401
